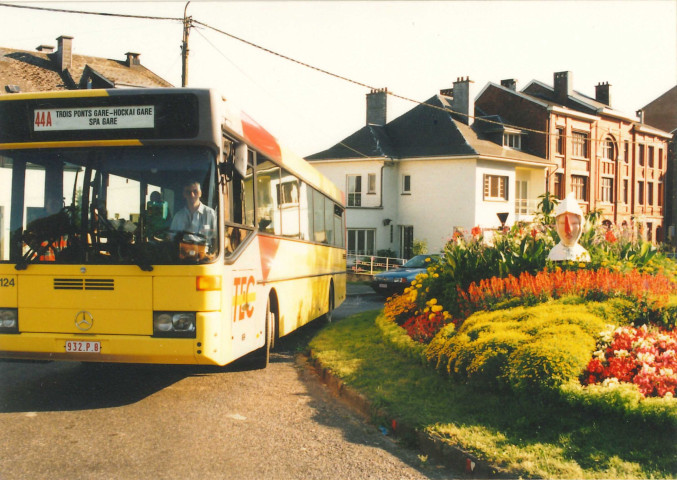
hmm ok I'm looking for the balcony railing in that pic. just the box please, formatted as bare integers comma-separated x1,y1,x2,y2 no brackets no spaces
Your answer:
515,198,539,219
347,254,406,275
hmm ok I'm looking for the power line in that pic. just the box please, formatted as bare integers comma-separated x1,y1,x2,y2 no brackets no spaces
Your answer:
0,2,667,155
0,2,181,21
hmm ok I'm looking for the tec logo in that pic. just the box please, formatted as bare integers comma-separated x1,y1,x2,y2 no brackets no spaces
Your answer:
233,276,256,321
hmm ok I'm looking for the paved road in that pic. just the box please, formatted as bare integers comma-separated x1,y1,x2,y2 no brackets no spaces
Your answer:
0,286,457,479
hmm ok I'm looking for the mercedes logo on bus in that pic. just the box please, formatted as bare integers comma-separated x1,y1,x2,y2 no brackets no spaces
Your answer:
75,311,94,331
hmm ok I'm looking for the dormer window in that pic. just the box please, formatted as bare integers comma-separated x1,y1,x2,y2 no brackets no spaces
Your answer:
503,132,521,150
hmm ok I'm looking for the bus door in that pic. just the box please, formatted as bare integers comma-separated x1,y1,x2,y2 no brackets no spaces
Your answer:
228,269,260,359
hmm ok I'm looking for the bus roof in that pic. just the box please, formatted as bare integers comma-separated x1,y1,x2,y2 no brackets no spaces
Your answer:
220,100,344,206
0,87,345,207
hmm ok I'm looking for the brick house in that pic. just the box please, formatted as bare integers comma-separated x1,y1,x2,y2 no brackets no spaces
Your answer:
476,71,672,243
0,35,172,94
638,86,677,244
307,79,553,258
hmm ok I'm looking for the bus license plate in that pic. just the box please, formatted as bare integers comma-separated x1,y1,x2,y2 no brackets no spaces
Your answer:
65,340,101,354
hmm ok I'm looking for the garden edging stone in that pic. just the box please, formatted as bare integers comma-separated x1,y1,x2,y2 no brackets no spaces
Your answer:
299,351,513,478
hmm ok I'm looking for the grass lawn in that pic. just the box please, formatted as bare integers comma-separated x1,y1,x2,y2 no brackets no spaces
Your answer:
308,310,677,479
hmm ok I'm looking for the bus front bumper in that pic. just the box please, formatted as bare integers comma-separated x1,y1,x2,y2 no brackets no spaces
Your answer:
0,333,224,365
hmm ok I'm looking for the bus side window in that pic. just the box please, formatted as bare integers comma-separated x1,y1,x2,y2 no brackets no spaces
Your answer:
324,196,334,245
224,159,254,256
255,158,280,234
333,203,345,248
279,170,300,238
312,189,326,243
300,182,312,241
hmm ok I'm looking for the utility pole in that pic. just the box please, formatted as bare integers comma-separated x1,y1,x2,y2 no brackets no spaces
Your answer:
181,1,191,87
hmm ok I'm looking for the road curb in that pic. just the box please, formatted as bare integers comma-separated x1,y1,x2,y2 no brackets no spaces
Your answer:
298,352,514,479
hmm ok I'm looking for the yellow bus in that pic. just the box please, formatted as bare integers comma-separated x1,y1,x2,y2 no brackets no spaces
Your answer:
0,88,346,367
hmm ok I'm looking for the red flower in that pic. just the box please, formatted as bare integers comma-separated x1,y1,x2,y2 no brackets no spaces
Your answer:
605,230,617,243
471,226,482,237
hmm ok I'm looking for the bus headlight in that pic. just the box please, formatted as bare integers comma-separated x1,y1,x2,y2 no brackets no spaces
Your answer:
153,312,196,338
0,308,18,333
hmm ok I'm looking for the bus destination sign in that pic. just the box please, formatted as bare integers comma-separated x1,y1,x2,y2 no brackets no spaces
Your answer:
33,106,155,131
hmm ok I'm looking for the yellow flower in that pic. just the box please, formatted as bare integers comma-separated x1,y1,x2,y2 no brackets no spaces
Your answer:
425,257,431,262
428,298,438,305
431,305,443,313
429,313,436,321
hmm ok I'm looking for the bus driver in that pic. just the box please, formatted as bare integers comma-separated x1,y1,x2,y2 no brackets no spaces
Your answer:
170,180,217,240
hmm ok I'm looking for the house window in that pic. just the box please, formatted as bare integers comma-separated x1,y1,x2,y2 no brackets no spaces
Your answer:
347,229,375,256
622,179,629,204
556,128,565,155
367,173,376,194
603,137,616,161
624,141,630,163
601,177,613,203
347,175,361,207
572,132,589,158
638,181,645,205
659,149,664,170
658,181,664,207
648,182,654,206
571,175,588,202
484,174,508,201
503,133,521,150
648,146,655,168
638,144,645,166
402,174,411,194
553,173,564,199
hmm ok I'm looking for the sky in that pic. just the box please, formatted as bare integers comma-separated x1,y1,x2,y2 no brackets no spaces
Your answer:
0,1,675,157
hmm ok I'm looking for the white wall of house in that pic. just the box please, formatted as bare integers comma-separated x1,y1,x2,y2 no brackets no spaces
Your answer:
398,157,477,253
311,156,548,257
475,159,515,229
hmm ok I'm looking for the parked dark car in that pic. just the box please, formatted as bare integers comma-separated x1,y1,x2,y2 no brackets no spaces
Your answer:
370,254,439,296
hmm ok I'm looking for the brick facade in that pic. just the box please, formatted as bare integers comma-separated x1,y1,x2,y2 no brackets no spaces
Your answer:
476,73,671,243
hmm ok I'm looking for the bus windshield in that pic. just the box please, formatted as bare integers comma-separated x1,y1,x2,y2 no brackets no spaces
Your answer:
0,146,219,269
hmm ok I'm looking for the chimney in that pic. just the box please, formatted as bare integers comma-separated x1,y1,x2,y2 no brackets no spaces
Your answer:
366,88,388,126
56,35,73,72
501,79,517,91
553,71,573,105
451,76,474,125
125,52,141,68
36,45,54,53
595,81,611,106
636,109,645,124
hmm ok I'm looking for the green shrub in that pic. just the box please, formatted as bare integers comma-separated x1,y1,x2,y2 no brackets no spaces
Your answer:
425,302,606,393
507,326,595,393
559,381,677,431
375,313,426,363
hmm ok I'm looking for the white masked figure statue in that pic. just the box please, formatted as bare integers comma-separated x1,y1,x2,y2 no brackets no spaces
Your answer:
547,192,591,262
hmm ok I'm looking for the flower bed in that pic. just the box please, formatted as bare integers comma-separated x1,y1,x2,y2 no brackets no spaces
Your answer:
382,207,677,402
583,324,677,398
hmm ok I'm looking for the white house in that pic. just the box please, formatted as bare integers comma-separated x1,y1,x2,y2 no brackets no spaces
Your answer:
307,79,555,258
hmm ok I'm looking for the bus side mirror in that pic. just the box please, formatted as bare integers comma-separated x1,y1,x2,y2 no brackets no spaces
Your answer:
233,143,248,178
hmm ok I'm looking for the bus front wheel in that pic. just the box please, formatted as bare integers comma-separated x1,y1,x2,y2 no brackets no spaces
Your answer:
253,301,275,369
